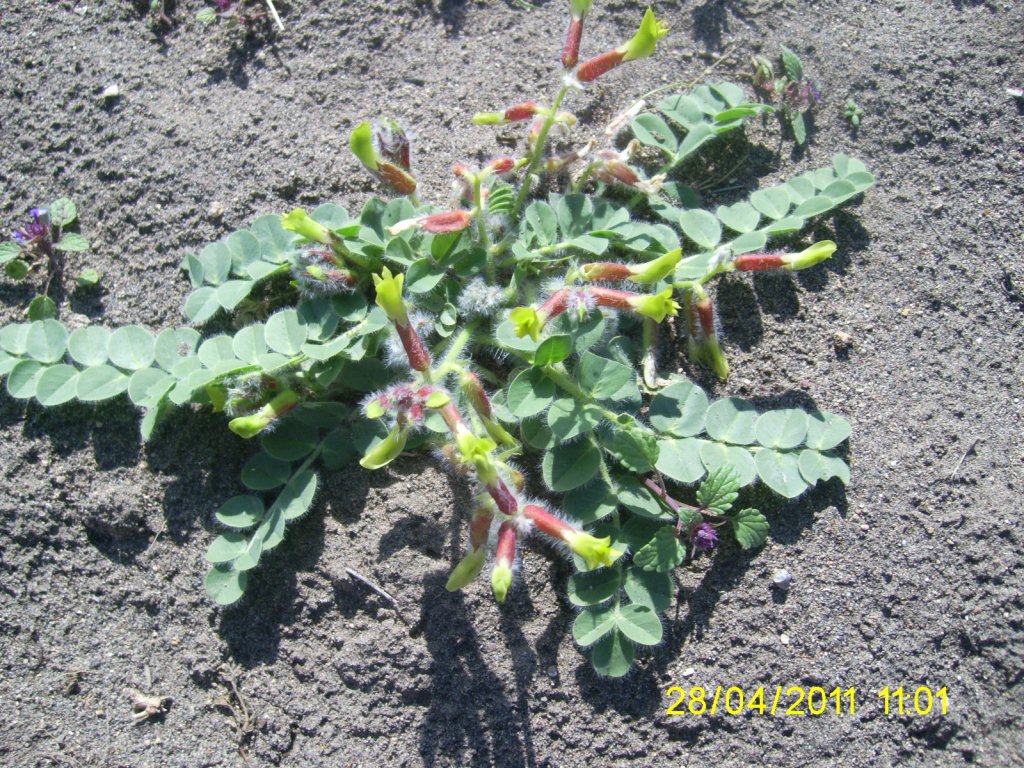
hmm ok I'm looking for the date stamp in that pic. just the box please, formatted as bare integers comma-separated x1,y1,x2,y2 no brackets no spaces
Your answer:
664,686,949,717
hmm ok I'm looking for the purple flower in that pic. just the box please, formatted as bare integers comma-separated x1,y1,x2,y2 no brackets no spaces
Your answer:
691,522,719,551
214,0,233,11
12,208,50,247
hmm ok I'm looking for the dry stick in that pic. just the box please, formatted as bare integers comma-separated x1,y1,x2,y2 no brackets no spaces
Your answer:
948,437,979,480
345,568,410,625
264,0,284,31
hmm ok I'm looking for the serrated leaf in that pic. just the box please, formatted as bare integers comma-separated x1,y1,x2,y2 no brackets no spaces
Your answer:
732,507,769,549
506,367,556,418
205,565,247,605
633,526,687,573
542,440,601,492
573,606,617,646
107,325,155,370
780,45,803,81
76,365,129,401
0,242,21,265
591,628,635,677
607,427,658,473
696,465,740,513
533,334,571,366
216,495,265,529
655,437,706,484
568,569,621,606
616,604,663,646
677,209,722,249
35,364,79,406
48,198,77,226
649,380,709,437
791,112,807,145
624,567,672,613
755,449,810,498
54,233,89,252
804,411,852,450
704,397,757,444
755,408,809,449
5,259,29,280
25,320,68,364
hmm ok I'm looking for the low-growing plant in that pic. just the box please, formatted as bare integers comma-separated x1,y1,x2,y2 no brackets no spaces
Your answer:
1,199,96,321
752,45,821,145
0,4,871,676
844,98,865,128
196,0,284,31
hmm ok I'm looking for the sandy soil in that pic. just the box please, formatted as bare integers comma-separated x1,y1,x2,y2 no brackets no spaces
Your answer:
1,0,1022,766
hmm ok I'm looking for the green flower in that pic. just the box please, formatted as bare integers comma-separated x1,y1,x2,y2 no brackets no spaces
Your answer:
785,240,836,270
509,306,546,341
629,248,682,284
455,432,498,482
228,390,300,439
491,562,513,602
281,209,332,245
349,121,379,172
563,530,624,570
446,549,486,592
629,288,680,322
371,266,409,324
359,425,408,470
617,8,669,62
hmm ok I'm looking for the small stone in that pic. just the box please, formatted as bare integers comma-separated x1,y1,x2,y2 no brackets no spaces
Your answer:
682,667,695,677
772,568,792,591
547,666,558,679
208,201,225,218
833,331,854,352
101,84,120,99
780,633,791,645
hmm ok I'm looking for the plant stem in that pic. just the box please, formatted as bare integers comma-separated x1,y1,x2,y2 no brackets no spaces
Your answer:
264,0,284,31
511,84,571,224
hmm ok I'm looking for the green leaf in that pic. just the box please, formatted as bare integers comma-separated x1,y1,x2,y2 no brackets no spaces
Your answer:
197,335,237,369
821,179,859,205
655,437,706,484
184,286,221,324
242,452,292,490
261,419,318,461
54,233,89,252
677,209,722,249
704,397,757,444
577,352,633,401
7,360,44,399
563,480,617,524
533,334,571,366
755,449,810,498
607,427,658,473
272,470,318,521
198,241,232,285
633,526,687,573
547,398,601,442
154,327,200,371
226,230,263,271
798,449,851,485
406,258,445,294
699,442,757,487
5,259,29,280
216,495,266,529
749,187,791,220
205,531,249,563
25,320,68,364
27,295,57,321
127,367,174,407
731,231,769,254
49,198,77,227
35,364,79,406
763,215,805,236
616,604,663,646
264,309,309,356
779,44,803,81
107,326,155,370
525,201,558,246
793,196,835,218
804,411,852,450
572,606,617,646
649,380,709,437
591,629,635,678
555,194,594,239
76,365,129,401
631,113,680,154
716,202,761,233
755,408,809,449
231,324,268,363
506,367,556,418
616,475,672,520
568,569,621,606
732,507,769,549
205,565,247,606
0,242,21,265
0,323,30,355
322,426,357,470
696,465,740,513
542,440,601,492
624,567,672,612
216,280,256,311
791,112,807,145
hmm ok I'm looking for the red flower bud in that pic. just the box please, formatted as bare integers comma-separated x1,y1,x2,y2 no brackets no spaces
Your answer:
504,101,540,122
378,161,418,195
576,50,625,83
495,521,517,566
562,17,584,69
487,157,516,175
734,253,785,272
487,478,518,516
396,322,431,372
579,262,634,282
588,286,635,311
421,210,473,234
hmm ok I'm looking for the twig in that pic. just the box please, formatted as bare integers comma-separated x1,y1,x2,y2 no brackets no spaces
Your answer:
345,568,409,625
263,0,284,31
948,438,979,480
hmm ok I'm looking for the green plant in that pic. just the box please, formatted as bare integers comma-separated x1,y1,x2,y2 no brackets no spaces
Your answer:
1,199,95,321
0,4,871,676
844,98,865,128
196,0,284,31
752,45,821,145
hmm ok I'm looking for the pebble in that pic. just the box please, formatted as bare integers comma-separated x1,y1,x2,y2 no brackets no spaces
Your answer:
780,633,791,645
772,568,792,591
101,84,120,99
547,666,558,679
682,667,695,677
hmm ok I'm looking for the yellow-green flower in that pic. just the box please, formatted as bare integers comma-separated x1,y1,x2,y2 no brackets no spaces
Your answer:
281,209,332,245
228,390,300,439
349,121,379,172
629,248,682,284
786,240,837,271
618,8,669,62
359,425,408,470
455,432,498,482
446,548,487,592
629,288,680,322
563,530,625,570
372,266,409,324
509,306,546,341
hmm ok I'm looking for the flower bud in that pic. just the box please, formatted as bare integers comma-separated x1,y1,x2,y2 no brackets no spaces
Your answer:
228,390,300,439
281,209,333,245
371,266,409,325
580,249,682,284
446,548,487,592
349,121,379,172
472,101,540,126
491,521,517,602
576,9,668,82
522,504,624,570
686,295,729,380
784,240,836,271
386,210,473,236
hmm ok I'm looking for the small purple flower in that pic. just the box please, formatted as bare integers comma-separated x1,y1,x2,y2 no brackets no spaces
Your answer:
691,522,719,552
12,208,50,247
214,0,233,11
